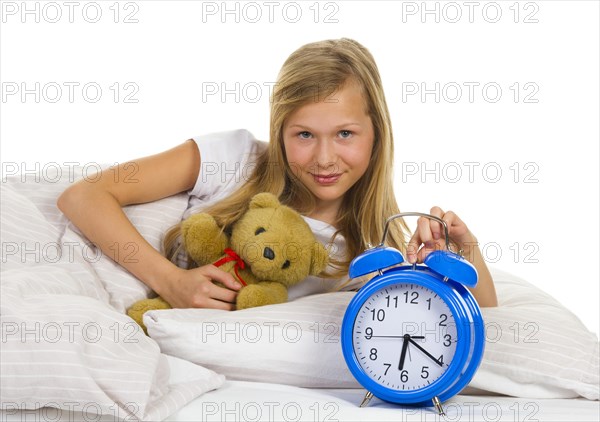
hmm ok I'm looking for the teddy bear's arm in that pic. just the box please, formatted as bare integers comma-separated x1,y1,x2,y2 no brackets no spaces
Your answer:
182,213,229,265
127,297,171,335
236,281,288,310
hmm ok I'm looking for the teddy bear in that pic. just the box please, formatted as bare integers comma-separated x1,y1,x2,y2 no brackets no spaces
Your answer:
127,192,329,333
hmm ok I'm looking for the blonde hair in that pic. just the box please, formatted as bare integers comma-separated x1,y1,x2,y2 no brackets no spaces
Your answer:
163,38,410,278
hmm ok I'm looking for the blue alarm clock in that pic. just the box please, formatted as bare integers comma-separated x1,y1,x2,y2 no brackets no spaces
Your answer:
341,213,485,415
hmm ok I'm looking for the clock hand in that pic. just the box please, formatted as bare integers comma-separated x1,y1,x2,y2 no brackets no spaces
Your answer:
370,335,426,339
408,338,443,367
398,335,409,371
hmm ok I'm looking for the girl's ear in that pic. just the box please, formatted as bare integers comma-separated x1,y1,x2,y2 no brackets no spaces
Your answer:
310,242,330,275
249,192,281,209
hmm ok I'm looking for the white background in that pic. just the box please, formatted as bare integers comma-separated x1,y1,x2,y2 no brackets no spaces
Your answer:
1,1,598,335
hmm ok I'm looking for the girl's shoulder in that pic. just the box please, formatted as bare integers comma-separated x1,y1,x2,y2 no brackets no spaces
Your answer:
184,129,266,217
191,129,267,157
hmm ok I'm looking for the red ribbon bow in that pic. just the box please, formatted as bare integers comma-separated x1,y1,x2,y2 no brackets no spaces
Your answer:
212,248,248,286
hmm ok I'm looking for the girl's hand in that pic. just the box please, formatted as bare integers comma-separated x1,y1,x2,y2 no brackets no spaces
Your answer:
157,265,242,310
406,206,498,307
406,206,477,264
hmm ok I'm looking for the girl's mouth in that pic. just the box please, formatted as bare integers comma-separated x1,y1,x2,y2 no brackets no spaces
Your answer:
312,173,342,185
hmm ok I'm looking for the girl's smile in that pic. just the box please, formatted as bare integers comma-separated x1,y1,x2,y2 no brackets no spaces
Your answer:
312,172,343,185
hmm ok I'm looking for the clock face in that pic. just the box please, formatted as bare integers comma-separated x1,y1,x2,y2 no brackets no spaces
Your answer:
352,282,458,391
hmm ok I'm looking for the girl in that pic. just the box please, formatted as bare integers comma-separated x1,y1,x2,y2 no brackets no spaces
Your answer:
57,38,498,311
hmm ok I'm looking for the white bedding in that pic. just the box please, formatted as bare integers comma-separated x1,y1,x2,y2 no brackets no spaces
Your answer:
3,379,599,422
1,165,598,421
1,167,224,421
168,380,600,422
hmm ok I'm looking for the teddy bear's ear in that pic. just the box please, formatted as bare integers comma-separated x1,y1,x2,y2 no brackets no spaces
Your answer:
249,192,281,209
310,241,330,275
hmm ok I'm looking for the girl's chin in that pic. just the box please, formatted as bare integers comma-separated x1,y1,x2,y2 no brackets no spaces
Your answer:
308,191,344,206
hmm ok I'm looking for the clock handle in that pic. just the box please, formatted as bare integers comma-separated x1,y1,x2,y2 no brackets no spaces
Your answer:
380,212,451,251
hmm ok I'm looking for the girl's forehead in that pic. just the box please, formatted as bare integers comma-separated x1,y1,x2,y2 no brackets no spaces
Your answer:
285,84,370,126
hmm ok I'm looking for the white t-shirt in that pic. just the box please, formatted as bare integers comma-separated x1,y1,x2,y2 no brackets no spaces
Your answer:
180,129,362,299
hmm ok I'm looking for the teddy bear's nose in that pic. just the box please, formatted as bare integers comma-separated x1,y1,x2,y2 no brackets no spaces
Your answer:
263,247,275,260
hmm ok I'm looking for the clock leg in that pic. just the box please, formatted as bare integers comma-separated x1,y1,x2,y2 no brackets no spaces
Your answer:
359,391,374,408
432,396,445,416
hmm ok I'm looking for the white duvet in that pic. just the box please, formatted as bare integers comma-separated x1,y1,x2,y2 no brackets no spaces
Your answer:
1,166,224,421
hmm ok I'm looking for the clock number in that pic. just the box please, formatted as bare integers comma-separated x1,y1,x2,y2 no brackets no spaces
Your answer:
438,354,444,365
420,366,429,379
400,370,409,383
439,313,448,327
383,363,391,375
426,298,432,310
364,327,373,340
443,334,452,347
369,348,378,360
385,295,398,308
403,291,419,304
370,309,385,321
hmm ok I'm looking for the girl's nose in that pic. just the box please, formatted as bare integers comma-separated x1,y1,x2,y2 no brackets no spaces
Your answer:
315,138,337,168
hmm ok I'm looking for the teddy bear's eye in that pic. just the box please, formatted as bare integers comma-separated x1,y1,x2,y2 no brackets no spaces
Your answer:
282,260,290,269
255,227,266,235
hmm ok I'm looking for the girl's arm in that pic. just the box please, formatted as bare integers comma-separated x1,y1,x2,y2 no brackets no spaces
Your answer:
458,239,497,307
406,207,498,308
56,139,242,310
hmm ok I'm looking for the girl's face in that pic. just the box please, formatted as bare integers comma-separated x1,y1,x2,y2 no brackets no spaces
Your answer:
283,80,375,219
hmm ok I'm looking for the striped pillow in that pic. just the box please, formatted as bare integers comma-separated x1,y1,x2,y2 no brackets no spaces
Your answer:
469,267,599,400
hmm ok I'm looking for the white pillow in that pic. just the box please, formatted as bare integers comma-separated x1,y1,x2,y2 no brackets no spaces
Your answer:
146,292,359,388
145,267,599,399
468,267,599,400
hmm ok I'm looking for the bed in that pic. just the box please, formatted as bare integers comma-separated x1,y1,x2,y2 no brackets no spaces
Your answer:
2,380,599,421
2,165,598,421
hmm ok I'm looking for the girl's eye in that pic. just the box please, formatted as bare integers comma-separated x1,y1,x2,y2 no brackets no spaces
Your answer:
339,130,353,139
298,131,312,139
